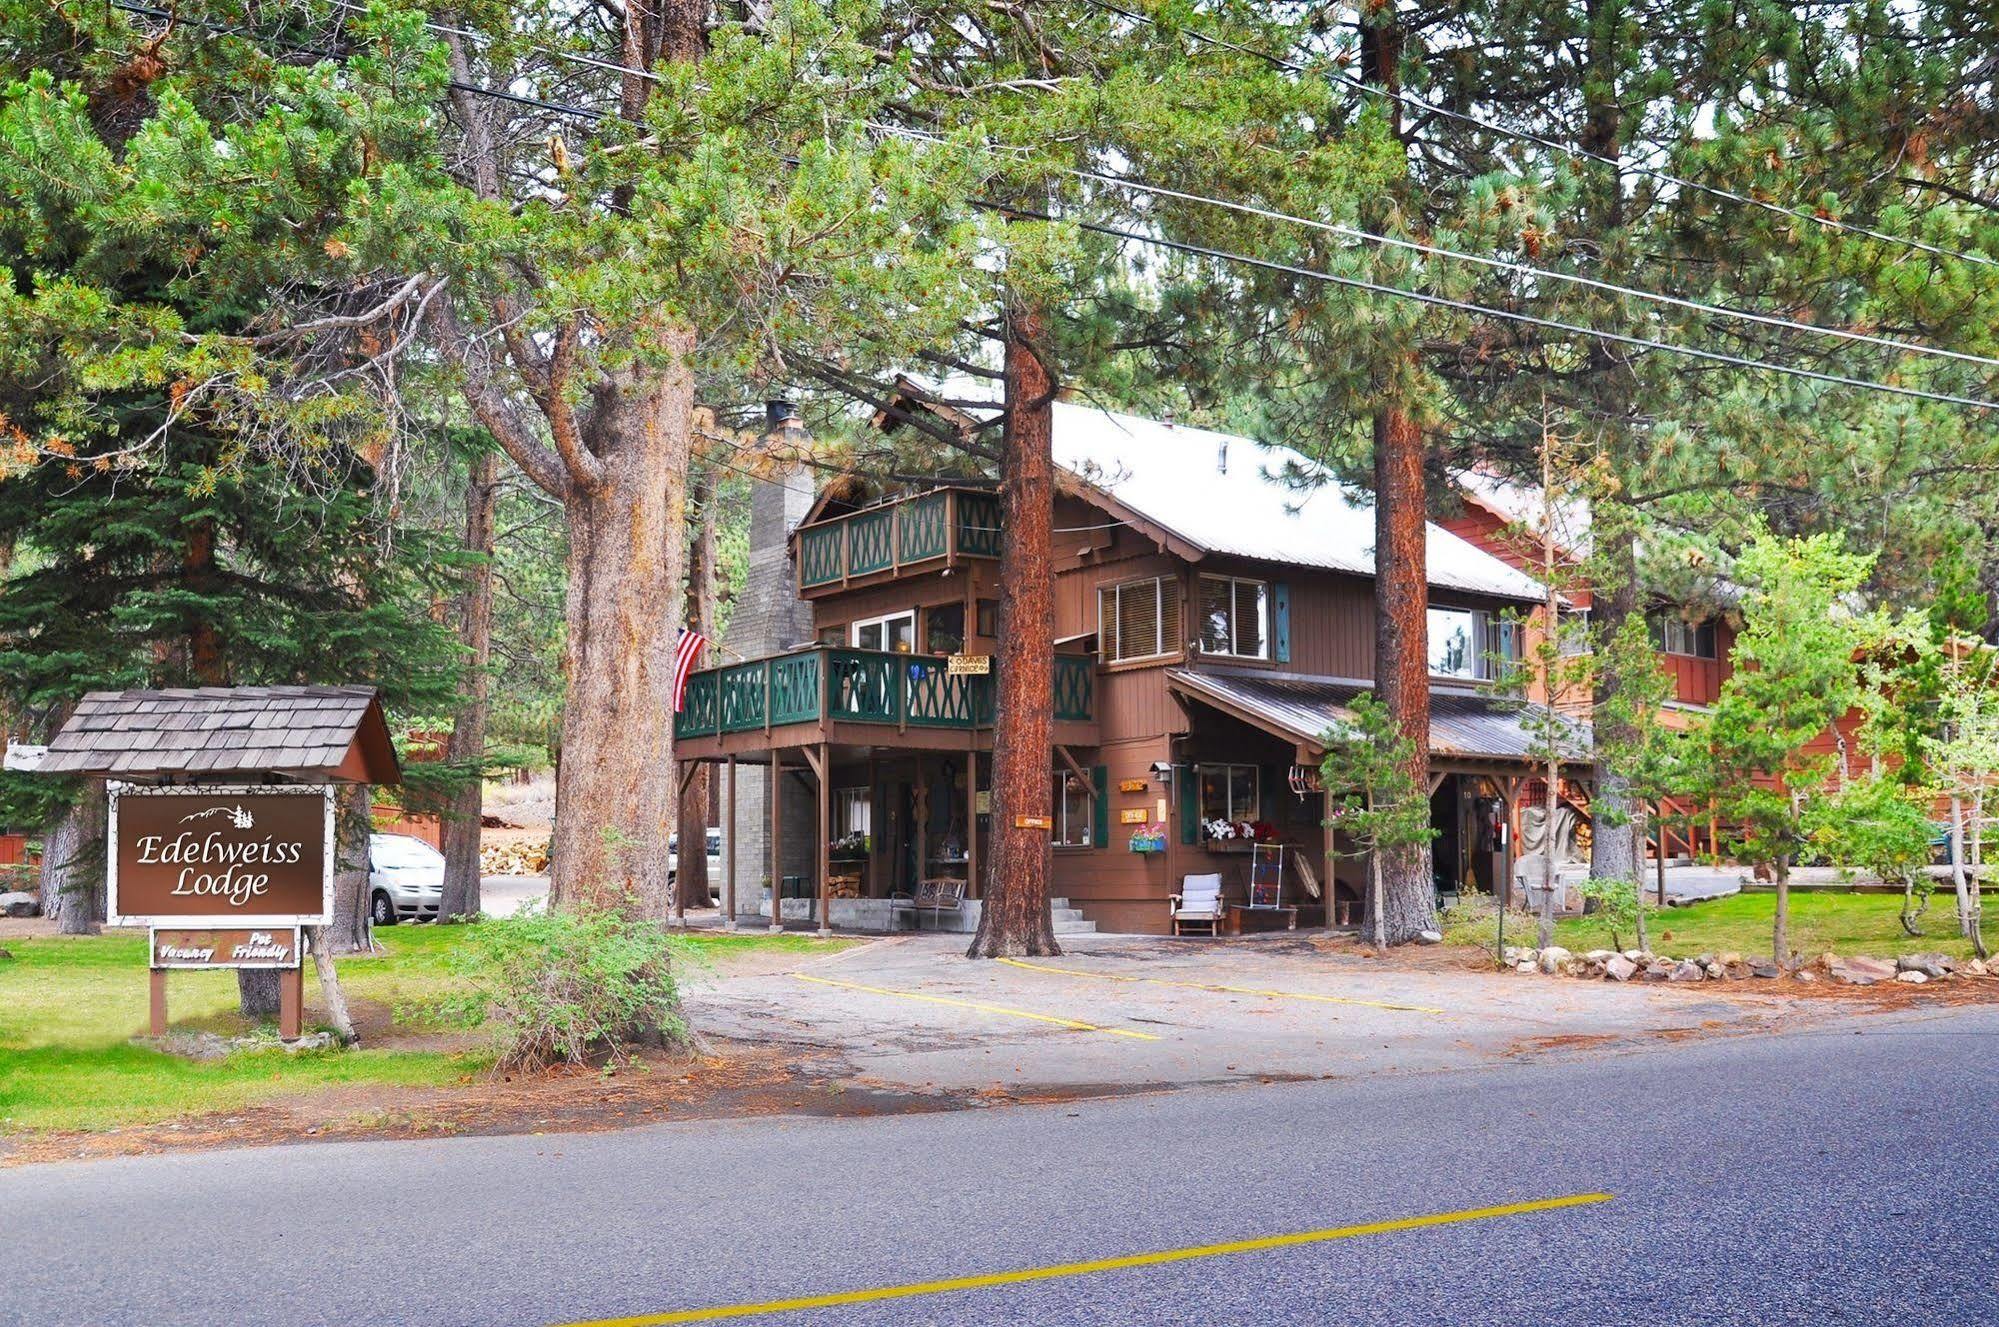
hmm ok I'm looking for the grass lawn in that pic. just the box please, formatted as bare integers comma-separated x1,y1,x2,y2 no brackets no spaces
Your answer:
0,924,844,1136
1553,890,1987,962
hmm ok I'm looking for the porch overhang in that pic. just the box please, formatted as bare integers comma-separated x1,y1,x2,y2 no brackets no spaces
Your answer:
1165,667,1591,775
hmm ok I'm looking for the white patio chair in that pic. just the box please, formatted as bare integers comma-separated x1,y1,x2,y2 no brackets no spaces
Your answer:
1170,873,1225,936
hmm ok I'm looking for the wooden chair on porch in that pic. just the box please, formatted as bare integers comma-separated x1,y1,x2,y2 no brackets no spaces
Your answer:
1169,873,1225,936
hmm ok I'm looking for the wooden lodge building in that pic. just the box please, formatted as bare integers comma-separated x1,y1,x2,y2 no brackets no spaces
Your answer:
673,394,1589,935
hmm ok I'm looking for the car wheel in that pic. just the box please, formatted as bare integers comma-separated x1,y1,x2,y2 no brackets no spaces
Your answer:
371,890,397,927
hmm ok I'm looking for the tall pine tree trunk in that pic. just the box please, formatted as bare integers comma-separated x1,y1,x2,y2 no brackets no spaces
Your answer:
1372,406,1437,943
547,346,695,918
325,783,376,954
1580,0,1640,890
439,448,498,923
676,464,718,916
42,787,104,935
969,299,1059,959
1359,7,1435,945
438,3,701,922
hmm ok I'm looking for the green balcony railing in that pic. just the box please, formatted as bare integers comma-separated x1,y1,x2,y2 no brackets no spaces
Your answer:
675,647,1093,739
794,487,1003,590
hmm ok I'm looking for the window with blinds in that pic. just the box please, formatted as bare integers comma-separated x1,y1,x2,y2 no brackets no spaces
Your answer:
1197,575,1268,658
1098,576,1181,663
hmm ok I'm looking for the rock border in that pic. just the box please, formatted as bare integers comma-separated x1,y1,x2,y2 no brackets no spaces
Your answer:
1500,945,1990,986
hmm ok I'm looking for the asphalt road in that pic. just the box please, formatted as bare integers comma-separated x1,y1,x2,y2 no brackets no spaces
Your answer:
3,1005,1995,1327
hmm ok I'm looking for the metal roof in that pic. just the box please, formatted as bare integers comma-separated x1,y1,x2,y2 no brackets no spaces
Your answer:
39,686,401,783
1052,403,1548,603
1167,667,1590,764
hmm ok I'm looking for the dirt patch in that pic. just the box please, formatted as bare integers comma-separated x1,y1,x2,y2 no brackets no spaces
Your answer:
0,1039,965,1168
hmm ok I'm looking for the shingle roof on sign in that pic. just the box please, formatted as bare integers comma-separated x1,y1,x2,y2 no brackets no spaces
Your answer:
1051,403,1548,603
39,686,400,783
1167,667,1590,763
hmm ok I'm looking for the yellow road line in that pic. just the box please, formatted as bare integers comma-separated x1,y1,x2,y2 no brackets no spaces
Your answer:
788,972,1161,1040
997,957,1446,1015
554,1192,1612,1326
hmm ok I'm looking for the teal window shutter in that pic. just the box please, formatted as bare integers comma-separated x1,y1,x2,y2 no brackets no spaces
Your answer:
1178,764,1199,843
1092,765,1108,848
1273,583,1291,663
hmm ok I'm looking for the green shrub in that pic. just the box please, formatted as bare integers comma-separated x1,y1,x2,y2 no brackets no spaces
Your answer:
435,901,687,1070
1576,877,1644,952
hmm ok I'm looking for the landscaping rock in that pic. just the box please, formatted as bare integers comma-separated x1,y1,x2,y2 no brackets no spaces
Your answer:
1716,951,1743,967
1669,960,1704,981
1515,960,1537,974
1583,949,1617,963
1751,962,1782,979
1828,956,1897,986
1897,953,1955,979
1702,961,1725,980
1537,946,1573,974
1896,970,1929,985
1722,960,1754,980
1795,970,1818,983
1604,955,1638,982
0,890,38,918
1970,959,1990,977
1415,930,1444,945
1503,946,1534,966
1643,959,1674,981
1622,949,1647,962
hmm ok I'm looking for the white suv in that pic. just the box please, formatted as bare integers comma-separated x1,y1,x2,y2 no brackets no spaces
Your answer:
369,832,446,925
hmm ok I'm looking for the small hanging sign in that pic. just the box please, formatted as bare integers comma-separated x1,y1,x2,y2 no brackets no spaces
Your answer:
1119,807,1150,825
1118,778,1149,794
947,654,992,676
1013,814,1052,830
151,927,302,970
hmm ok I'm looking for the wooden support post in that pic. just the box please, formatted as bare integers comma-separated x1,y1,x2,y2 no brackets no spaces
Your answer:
813,744,832,937
1323,787,1339,930
768,749,786,934
1500,776,1521,908
149,967,168,1037
966,746,981,900
278,966,303,1040
723,756,738,933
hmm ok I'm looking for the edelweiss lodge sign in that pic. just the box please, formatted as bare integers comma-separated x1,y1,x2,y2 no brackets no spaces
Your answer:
108,784,334,926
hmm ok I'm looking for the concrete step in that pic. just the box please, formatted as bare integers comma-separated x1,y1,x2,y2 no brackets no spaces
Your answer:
1053,917,1098,934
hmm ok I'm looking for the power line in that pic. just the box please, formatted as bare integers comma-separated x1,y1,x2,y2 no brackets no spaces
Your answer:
1081,0,1999,275
319,0,1999,375
103,0,1999,414
863,121,1999,374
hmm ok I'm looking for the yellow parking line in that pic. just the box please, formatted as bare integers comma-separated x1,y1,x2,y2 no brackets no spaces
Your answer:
553,1192,1612,1326
997,957,1445,1015
788,972,1161,1040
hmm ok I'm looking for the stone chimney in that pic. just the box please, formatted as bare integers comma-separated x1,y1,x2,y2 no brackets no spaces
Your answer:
723,403,818,917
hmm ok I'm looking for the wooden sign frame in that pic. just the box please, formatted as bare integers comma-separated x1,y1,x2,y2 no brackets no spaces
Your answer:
107,782,336,928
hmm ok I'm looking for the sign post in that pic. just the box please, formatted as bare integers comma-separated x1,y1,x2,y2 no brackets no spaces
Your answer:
110,784,331,1039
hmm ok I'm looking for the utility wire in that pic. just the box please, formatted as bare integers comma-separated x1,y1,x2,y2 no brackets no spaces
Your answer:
1081,0,1999,273
103,0,1999,414
324,0,1999,372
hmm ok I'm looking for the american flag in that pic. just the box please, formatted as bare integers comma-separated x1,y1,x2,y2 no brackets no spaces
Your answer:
671,626,709,712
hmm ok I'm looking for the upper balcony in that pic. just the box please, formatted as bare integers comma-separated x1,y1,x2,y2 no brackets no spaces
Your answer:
793,486,1002,596
674,646,1097,760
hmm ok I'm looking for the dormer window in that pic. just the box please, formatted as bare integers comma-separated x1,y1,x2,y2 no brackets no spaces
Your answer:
1428,606,1517,681
1197,575,1268,659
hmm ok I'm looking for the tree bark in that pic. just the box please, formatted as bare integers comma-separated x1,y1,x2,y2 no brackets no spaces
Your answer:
1372,405,1438,944
42,787,104,935
237,969,281,1021
325,783,376,954
1358,8,1435,946
968,299,1060,959
306,925,358,1045
439,447,499,923
676,464,719,917
438,3,702,922
547,343,695,918
1772,853,1791,966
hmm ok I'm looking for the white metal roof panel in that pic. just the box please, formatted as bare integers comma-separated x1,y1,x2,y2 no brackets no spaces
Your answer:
1052,403,1547,602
